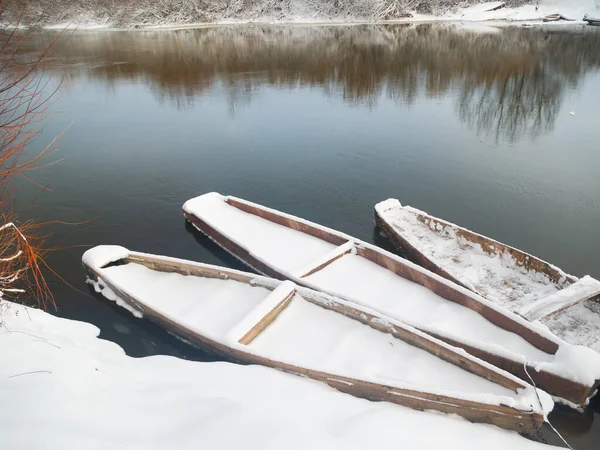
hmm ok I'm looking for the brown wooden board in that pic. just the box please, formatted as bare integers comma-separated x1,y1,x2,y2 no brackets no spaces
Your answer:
374,207,577,287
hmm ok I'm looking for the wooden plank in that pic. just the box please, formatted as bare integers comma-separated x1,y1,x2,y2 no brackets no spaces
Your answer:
229,281,296,345
184,211,287,280
294,241,354,278
519,276,600,321
84,261,545,435
126,253,256,284
226,197,348,246
374,204,577,287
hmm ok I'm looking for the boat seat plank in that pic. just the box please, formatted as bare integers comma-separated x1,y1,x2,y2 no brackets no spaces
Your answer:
227,281,296,345
520,276,600,321
293,241,355,278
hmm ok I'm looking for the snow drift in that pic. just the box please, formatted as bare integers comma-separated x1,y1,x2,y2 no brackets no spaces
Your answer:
0,301,560,449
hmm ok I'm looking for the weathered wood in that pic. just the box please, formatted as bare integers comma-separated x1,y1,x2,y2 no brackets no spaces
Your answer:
374,202,600,403
294,241,354,278
424,331,596,407
374,209,576,289
227,197,348,246
354,245,559,354
234,282,295,345
184,211,286,280
84,259,544,435
520,276,600,321
126,253,256,283
415,212,573,284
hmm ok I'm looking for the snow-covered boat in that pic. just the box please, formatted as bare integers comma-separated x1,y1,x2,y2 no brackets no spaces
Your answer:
182,192,600,409
83,245,551,434
374,199,600,353
543,14,562,22
583,15,600,26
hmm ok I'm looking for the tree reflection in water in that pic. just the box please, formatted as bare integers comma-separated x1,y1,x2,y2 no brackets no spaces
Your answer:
23,24,600,143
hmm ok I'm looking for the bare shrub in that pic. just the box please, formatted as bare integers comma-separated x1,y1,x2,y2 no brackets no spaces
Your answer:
0,5,62,309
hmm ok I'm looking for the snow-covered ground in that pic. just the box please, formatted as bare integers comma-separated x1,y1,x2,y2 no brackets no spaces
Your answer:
3,0,597,30
444,0,599,23
0,300,559,450
36,0,600,31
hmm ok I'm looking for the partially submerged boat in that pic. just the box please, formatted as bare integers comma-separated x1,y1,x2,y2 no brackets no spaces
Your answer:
182,192,600,408
83,245,551,434
374,198,600,354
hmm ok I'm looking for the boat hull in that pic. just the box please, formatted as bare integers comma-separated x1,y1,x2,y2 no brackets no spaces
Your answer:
84,251,545,435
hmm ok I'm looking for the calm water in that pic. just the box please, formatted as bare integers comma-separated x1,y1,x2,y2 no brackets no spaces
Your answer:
15,24,600,447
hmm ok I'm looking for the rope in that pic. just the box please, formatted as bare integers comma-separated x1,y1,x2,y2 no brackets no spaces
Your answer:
523,363,574,450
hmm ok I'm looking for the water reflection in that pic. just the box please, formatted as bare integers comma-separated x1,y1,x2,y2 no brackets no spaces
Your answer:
27,24,600,143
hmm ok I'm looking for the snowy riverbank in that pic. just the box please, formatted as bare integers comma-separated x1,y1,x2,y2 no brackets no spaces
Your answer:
0,300,560,450
4,1,600,30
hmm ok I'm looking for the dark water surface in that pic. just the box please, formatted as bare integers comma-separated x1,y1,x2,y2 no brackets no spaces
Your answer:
15,24,600,447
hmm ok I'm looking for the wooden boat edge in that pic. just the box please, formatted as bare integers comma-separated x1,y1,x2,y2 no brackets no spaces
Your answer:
82,250,545,435
374,199,577,286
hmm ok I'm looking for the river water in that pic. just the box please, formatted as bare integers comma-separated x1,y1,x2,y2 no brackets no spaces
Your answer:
14,24,600,447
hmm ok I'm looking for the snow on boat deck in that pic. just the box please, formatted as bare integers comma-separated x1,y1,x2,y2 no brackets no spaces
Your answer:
542,301,600,351
376,200,600,351
376,202,563,311
102,263,272,337
98,262,528,403
185,193,338,273
250,294,518,397
303,253,554,363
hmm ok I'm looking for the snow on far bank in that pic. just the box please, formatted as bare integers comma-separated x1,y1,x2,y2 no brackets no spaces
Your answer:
0,301,558,450
447,0,599,23
8,1,596,30
43,22,112,31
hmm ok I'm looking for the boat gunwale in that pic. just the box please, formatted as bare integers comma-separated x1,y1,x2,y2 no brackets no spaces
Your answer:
182,193,598,407
374,200,577,287
83,249,545,434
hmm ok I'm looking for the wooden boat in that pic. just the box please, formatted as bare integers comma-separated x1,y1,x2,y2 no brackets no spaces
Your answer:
374,198,600,353
82,245,550,434
182,192,600,408
583,15,600,26
542,14,574,22
543,14,562,22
